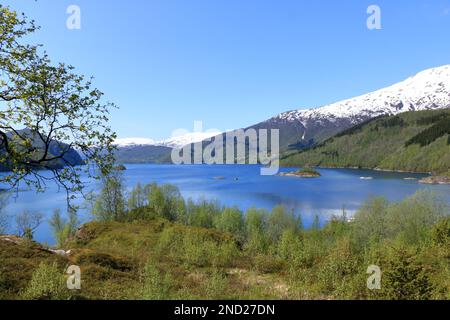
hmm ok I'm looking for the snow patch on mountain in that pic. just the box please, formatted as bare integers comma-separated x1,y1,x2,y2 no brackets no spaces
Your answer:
276,65,450,125
115,131,221,149
114,137,157,147
159,131,221,148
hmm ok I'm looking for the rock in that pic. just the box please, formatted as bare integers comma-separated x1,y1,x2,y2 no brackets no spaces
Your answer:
419,176,450,185
48,249,69,256
278,169,321,178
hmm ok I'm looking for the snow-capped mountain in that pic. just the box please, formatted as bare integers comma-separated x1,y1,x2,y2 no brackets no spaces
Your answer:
114,131,221,149
114,137,157,148
277,64,450,125
244,64,450,151
116,64,450,163
158,131,222,148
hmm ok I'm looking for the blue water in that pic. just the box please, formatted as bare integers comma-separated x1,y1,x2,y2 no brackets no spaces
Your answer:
1,164,449,245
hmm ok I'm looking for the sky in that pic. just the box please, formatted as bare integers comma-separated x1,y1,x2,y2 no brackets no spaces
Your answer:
3,0,450,139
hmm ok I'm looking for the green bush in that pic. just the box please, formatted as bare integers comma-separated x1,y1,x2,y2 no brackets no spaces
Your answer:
277,229,303,263
431,217,450,246
377,245,434,300
22,262,70,300
139,261,173,300
316,237,359,297
148,183,185,221
267,206,301,243
49,208,78,247
156,226,239,268
214,207,244,239
186,198,222,228
92,172,126,222
202,269,228,299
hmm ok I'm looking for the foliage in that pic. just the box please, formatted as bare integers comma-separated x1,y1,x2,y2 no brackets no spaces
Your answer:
202,269,228,299
92,170,126,222
147,183,185,221
2,185,449,300
21,262,70,300
405,117,450,147
49,208,78,247
214,206,244,239
139,261,173,300
127,183,147,211
430,216,450,246
243,208,270,254
267,206,301,242
377,245,434,300
352,191,446,247
0,5,116,203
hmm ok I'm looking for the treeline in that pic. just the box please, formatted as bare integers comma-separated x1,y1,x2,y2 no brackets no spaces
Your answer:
91,173,305,247
405,117,450,147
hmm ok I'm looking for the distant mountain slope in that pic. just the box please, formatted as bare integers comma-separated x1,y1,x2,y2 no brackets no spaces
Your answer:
112,132,222,164
113,145,173,164
202,65,450,154
281,109,450,173
0,129,83,172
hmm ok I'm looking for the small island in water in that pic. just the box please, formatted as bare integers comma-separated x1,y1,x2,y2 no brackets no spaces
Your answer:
419,170,450,185
278,167,321,178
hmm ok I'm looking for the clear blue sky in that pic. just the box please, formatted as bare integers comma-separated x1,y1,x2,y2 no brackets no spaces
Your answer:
4,0,450,139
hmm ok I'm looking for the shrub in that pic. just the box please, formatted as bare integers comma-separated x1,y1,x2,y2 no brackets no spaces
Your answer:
92,172,126,222
156,225,239,268
49,208,78,247
148,183,185,221
139,261,173,300
202,269,227,299
244,208,270,254
317,237,359,296
385,191,446,245
378,246,434,300
214,207,244,239
267,206,301,243
351,197,390,246
277,229,303,263
128,183,147,210
252,254,286,274
186,198,222,228
22,262,70,300
430,217,450,246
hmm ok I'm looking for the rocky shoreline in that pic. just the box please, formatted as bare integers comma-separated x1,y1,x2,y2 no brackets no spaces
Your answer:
418,175,450,185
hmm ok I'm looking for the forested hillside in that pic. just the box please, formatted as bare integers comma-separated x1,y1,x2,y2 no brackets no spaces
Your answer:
281,109,450,173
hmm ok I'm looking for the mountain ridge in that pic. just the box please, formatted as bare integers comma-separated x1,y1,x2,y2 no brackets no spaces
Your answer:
114,64,450,163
